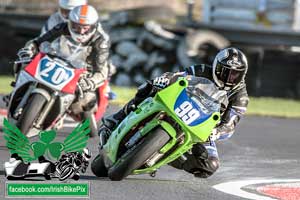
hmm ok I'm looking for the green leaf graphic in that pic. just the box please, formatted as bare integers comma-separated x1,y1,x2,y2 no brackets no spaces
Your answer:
48,142,64,160
31,142,47,158
39,130,56,144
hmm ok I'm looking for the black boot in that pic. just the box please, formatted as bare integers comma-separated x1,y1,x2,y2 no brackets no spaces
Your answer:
99,112,125,147
99,100,136,147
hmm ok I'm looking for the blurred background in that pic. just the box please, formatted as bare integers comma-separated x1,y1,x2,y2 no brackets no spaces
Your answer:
0,0,300,100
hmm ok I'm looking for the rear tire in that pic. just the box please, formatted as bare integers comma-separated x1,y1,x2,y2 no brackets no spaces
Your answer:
177,30,230,68
108,127,170,181
17,93,47,135
91,154,108,177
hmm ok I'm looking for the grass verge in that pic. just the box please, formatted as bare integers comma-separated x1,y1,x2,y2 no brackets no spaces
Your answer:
1,76,299,118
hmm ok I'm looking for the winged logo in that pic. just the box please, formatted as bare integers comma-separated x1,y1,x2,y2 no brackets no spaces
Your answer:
3,118,90,162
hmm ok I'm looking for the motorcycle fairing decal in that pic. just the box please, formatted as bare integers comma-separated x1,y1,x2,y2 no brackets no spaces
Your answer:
25,53,46,77
61,68,85,94
94,80,109,121
37,56,74,87
174,89,211,126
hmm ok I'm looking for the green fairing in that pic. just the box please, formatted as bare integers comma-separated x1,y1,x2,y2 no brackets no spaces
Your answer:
104,78,220,174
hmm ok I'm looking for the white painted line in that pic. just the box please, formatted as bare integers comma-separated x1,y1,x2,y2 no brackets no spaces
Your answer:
63,122,79,128
213,179,300,200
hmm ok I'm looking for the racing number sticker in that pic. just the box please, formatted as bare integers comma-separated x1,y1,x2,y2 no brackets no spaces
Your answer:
175,101,200,125
40,59,72,85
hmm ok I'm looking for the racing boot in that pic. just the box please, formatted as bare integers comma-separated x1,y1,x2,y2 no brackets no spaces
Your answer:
99,81,154,147
99,99,136,147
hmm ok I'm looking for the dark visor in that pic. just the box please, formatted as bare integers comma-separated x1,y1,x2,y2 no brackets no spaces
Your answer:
216,62,245,86
70,22,95,35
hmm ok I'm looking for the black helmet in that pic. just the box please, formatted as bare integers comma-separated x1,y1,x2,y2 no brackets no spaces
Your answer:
212,47,248,89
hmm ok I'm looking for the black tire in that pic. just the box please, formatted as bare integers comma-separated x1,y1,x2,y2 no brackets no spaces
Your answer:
44,174,51,180
17,93,47,135
177,30,230,68
108,127,170,181
91,154,108,177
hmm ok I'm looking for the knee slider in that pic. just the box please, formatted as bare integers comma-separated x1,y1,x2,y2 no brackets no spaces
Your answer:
193,157,220,178
207,157,220,173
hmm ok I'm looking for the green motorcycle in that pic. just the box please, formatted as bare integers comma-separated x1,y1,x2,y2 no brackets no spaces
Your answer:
92,76,227,180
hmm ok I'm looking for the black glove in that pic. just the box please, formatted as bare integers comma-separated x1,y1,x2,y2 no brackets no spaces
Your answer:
78,76,94,92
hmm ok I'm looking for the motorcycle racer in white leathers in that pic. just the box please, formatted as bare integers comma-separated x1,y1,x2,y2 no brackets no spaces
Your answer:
41,0,87,34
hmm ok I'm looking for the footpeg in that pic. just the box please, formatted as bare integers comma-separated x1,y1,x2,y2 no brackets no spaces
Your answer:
150,171,156,177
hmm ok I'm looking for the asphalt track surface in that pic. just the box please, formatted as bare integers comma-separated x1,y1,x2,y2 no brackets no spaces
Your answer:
0,102,299,200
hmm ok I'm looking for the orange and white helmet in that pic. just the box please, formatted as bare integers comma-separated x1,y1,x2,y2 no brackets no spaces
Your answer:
58,0,87,21
68,5,99,43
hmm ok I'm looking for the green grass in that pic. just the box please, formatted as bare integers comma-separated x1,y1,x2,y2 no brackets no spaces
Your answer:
1,76,299,118
110,85,136,106
110,87,300,118
248,97,300,118
0,76,14,94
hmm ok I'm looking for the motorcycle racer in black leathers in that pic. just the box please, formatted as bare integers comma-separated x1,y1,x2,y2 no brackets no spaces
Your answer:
99,47,249,178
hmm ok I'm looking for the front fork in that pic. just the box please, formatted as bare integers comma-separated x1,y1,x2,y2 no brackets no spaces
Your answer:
34,91,58,129
13,83,37,119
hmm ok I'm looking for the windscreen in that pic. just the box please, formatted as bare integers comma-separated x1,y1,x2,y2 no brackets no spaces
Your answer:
40,36,90,69
186,76,227,115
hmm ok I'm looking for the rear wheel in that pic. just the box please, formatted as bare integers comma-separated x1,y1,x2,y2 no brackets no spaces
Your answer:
91,154,108,177
17,93,47,135
108,127,170,181
177,30,230,68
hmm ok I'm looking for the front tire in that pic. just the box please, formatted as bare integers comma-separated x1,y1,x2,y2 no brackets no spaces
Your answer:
17,93,47,135
91,154,108,177
108,127,170,181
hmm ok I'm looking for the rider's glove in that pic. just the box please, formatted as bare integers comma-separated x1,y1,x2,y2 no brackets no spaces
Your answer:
152,76,170,89
17,40,38,60
209,128,220,141
78,76,94,92
210,123,234,141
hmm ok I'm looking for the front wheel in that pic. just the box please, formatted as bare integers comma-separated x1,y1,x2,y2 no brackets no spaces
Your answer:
108,127,170,181
17,93,47,135
91,154,108,177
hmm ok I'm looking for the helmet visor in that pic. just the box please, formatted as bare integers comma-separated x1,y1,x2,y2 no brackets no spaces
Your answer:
216,62,245,87
70,22,96,35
